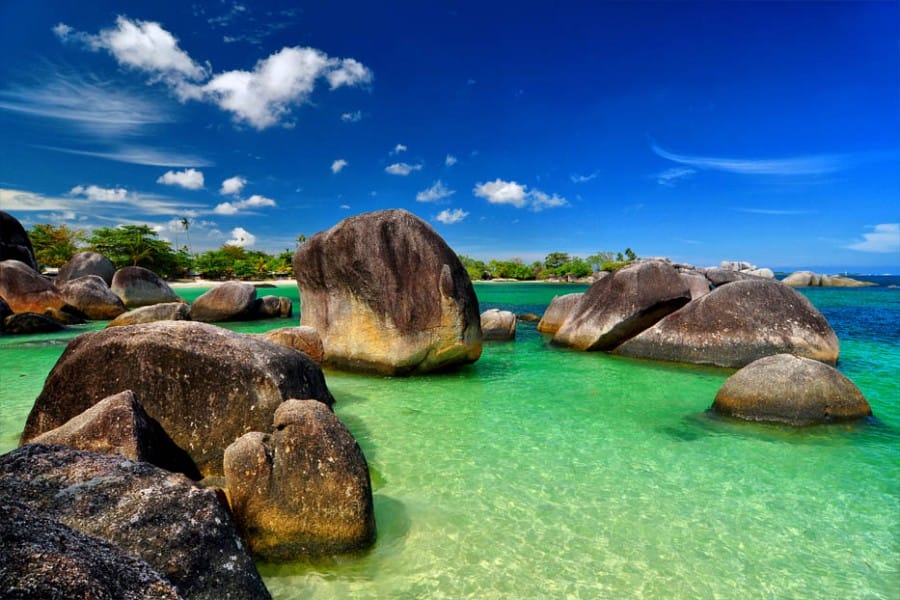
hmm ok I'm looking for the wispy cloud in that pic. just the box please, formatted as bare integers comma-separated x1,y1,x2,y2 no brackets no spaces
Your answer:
847,223,900,253
733,207,817,216
385,162,422,176
37,144,212,167
157,168,204,190
331,159,348,174
656,167,696,187
473,179,569,212
445,154,458,167
416,180,455,203
341,110,362,122
435,208,468,224
390,143,407,155
570,172,597,183
651,142,844,175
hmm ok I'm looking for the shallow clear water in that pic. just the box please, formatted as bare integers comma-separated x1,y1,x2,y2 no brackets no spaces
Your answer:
1,282,897,598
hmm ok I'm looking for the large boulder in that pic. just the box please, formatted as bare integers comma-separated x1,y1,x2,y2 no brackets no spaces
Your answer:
536,292,583,334
260,326,324,364
30,390,200,479
680,270,711,300
615,279,840,367
0,500,182,599
0,444,271,599
56,251,117,286
712,354,872,425
782,270,875,288
22,320,335,477
0,258,67,314
553,260,692,350
111,266,182,308
252,295,293,319
0,210,38,271
56,274,127,320
224,399,376,561
293,209,482,374
781,270,819,287
480,309,516,341
107,302,192,327
190,282,257,322
703,267,765,287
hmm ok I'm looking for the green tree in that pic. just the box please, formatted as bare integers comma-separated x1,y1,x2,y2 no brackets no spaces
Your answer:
87,225,183,277
28,223,85,268
544,252,570,270
625,247,638,262
586,251,615,271
458,254,490,281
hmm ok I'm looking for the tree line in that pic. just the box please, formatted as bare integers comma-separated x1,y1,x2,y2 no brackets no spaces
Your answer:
27,222,638,282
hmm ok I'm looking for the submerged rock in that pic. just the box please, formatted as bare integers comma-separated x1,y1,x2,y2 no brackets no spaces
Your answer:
22,320,334,477
615,279,840,367
536,292,583,334
224,400,376,561
56,251,117,286
712,354,872,425
481,308,516,341
30,390,200,479
107,302,191,327
553,260,691,351
56,274,127,320
0,500,182,600
294,209,482,374
0,444,271,599
111,266,182,308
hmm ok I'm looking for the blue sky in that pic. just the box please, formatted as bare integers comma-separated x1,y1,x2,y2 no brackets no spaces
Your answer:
1,0,898,272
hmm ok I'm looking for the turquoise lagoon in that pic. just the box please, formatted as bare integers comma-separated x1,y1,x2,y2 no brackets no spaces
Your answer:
1,282,897,598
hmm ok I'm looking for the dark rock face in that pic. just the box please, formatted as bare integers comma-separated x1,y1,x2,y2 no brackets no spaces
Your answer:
253,295,292,319
0,444,271,599
22,320,335,477
293,209,482,374
56,274,127,320
680,270,711,300
536,293,584,334
712,354,872,425
480,309,516,341
3,312,66,334
0,211,38,271
615,279,840,367
0,500,182,600
553,261,692,351
30,390,200,479
0,295,11,324
190,282,257,322
224,400,376,561
260,326,324,364
111,266,182,308
56,251,117,286
0,259,67,314
107,302,192,327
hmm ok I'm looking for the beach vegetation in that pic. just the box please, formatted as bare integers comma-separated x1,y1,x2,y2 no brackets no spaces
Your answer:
27,223,85,268
86,225,189,278
459,249,639,281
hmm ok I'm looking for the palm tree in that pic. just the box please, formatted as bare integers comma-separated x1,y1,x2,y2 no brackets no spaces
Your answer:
180,217,193,257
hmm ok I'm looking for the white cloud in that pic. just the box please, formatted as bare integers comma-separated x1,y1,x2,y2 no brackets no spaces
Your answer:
214,194,276,215
530,190,569,212
416,180,455,203
435,208,469,224
391,143,407,155
445,154,457,166
156,168,204,190
847,223,900,253
0,189,72,211
473,179,568,212
331,159,348,174
38,144,211,167
651,142,844,176
570,172,597,183
69,184,128,202
226,226,256,247
341,110,362,122
385,162,422,176
340,204,351,210
473,179,528,208
58,18,373,130
220,175,246,195
656,167,696,187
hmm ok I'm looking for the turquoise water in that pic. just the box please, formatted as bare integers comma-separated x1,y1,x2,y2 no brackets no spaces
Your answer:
1,282,897,598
